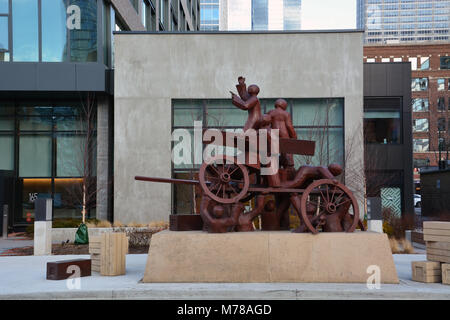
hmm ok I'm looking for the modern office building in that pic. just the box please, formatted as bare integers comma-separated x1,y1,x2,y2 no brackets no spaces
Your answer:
200,0,219,31
358,0,450,44
364,43,450,186
200,0,302,31
0,0,199,232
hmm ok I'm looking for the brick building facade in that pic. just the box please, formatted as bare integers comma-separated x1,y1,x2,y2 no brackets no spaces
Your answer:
364,44,450,183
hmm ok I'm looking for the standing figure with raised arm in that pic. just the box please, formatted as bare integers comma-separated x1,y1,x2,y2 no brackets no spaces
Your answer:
230,76,262,132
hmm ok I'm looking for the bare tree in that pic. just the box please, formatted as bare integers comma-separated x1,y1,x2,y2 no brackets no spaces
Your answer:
63,92,97,223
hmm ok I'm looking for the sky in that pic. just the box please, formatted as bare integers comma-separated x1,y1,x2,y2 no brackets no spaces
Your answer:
301,0,357,30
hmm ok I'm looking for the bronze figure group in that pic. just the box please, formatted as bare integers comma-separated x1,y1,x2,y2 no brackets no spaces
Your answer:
136,76,364,234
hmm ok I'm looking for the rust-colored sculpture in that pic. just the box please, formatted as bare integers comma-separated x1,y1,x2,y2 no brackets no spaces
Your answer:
230,77,262,131
135,76,364,234
200,195,241,233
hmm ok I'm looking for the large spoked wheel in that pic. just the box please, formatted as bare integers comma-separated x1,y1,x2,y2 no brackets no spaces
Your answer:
199,155,250,204
300,179,360,233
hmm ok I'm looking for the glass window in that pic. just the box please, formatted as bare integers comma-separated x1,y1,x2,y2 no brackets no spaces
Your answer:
413,158,429,169
12,0,39,62
42,0,68,62
53,178,86,220
69,0,97,62
413,139,429,152
441,56,450,69
364,110,401,144
0,135,14,170
438,118,446,132
251,0,268,30
19,135,52,177
0,16,8,52
420,57,429,70
206,100,248,128
18,178,52,223
0,0,8,13
413,118,428,132
411,78,428,91
437,79,445,91
438,97,445,111
292,99,343,127
56,135,85,177
412,98,429,112
364,97,401,145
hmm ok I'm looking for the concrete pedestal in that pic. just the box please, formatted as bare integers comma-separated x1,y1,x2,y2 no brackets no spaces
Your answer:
34,221,52,256
143,230,399,284
368,220,383,233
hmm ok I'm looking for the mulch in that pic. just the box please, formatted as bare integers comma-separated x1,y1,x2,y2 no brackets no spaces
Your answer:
0,244,150,256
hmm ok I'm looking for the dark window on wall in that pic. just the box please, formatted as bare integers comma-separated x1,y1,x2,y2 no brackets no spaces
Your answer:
441,56,450,69
364,97,402,144
438,97,445,111
171,98,345,214
438,118,446,132
413,158,429,170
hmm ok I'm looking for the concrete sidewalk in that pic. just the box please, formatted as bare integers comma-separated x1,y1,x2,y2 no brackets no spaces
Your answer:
0,254,449,299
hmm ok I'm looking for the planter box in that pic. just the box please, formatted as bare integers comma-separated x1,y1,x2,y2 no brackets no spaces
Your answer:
52,227,157,246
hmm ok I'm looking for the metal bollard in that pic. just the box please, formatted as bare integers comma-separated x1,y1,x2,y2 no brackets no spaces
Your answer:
2,204,8,239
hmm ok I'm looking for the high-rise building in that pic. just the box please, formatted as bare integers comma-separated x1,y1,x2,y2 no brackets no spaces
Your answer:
359,0,450,44
200,0,301,31
200,0,219,31
357,0,365,30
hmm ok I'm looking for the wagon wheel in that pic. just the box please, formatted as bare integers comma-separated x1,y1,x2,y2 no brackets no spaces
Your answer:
300,179,360,233
199,155,250,204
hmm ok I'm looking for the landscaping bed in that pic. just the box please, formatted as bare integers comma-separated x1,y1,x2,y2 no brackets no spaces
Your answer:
1,243,150,256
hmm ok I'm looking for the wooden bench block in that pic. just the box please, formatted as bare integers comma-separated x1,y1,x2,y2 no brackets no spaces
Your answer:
442,264,450,285
47,259,91,280
427,248,450,257
423,234,450,242
427,254,450,264
412,261,442,283
426,242,450,250
423,221,450,230
424,229,450,236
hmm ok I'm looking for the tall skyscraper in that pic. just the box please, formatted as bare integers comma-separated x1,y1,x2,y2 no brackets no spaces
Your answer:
356,0,365,30
359,0,449,44
200,0,302,31
200,0,220,31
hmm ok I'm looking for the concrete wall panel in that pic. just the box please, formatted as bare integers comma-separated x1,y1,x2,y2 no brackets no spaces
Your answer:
114,32,364,223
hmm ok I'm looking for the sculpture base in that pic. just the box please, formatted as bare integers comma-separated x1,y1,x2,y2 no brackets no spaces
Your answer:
143,230,399,283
